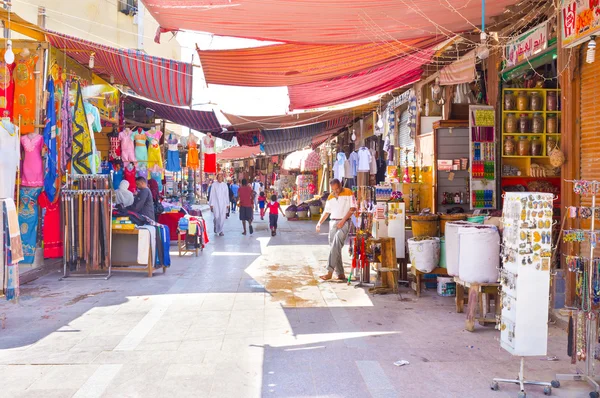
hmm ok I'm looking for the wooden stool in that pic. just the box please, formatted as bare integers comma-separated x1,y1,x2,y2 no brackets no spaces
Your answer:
411,266,449,297
454,277,501,332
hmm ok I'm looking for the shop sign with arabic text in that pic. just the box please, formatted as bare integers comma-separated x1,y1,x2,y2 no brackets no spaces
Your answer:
561,0,600,48
506,21,548,67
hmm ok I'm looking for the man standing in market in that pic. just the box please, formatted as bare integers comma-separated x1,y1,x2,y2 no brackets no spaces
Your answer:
208,173,230,236
238,178,255,235
252,176,262,212
316,179,356,281
230,179,239,213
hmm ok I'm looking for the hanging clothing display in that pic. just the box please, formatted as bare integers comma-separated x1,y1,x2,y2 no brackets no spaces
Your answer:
20,133,43,187
60,80,72,173
348,151,359,178
134,129,148,166
0,58,15,118
166,134,181,172
18,186,41,264
119,128,136,165
124,164,137,193
187,137,199,169
12,53,38,134
203,134,216,173
0,118,19,200
333,152,347,180
112,166,124,190
137,164,148,180
150,167,163,191
38,191,62,259
43,77,58,201
146,129,163,169
357,147,372,172
71,82,94,174
108,132,121,161
369,148,377,175
61,180,112,273
83,101,102,134
2,198,23,300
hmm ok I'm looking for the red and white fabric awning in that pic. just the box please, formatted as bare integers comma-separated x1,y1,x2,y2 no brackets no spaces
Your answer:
218,145,262,161
141,0,520,45
47,31,193,107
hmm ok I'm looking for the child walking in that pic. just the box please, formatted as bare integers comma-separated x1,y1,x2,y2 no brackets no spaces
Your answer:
267,194,286,236
258,191,267,220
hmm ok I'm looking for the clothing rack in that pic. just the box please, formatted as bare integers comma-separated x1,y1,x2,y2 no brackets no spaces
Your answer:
555,180,600,397
60,176,113,280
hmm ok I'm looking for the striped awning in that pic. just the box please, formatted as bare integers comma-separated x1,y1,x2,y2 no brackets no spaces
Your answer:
125,94,223,134
288,49,433,110
46,31,192,106
197,36,442,87
141,0,520,45
262,123,326,156
218,146,262,161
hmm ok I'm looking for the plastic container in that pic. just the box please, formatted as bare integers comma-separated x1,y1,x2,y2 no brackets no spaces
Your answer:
285,210,297,218
408,237,440,273
297,210,309,218
467,215,485,224
437,276,455,297
439,237,446,268
457,226,500,283
411,214,439,237
445,221,476,276
309,206,321,217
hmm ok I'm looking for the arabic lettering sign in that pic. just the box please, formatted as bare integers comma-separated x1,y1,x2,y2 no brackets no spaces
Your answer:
506,21,548,67
561,0,600,48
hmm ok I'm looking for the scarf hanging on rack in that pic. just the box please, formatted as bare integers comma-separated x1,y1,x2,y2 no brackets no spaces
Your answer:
43,77,58,202
18,187,42,264
71,82,93,174
60,79,72,173
2,199,23,300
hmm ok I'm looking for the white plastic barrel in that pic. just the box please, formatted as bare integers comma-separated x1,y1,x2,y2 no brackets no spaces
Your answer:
445,221,476,276
408,237,440,273
457,226,500,283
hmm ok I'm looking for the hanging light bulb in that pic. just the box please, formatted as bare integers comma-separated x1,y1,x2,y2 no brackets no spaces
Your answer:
587,37,596,64
110,74,115,84
351,129,356,141
4,40,15,65
376,113,384,130
89,52,95,69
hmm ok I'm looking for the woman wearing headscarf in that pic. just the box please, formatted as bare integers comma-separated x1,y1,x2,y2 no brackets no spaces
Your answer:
115,180,134,207
148,178,160,202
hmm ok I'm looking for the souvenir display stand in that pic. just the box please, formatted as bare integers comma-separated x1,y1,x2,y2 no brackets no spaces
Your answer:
492,192,555,396
469,106,497,210
553,180,600,398
60,174,113,280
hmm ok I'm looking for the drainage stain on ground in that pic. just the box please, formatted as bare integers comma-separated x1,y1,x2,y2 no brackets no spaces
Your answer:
261,263,319,307
65,290,116,305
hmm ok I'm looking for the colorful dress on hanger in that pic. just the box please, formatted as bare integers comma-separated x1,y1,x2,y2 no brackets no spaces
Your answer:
150,170,163,191
13,54,38,134
146,129,163,169
124,165,137,193
203,136,216,173
108,132,121,161
187,138,199,169
119,128,136,164
59,80,72,173
134,131,148,166
18,186,41,264
43,77,58,202
112,167,124,191
0,58,16,118
0,119,19,200
71,82,93,174
166,135,181,172
20,133,43,187
38,191,62,259
137,164,148,180
3,198,23,300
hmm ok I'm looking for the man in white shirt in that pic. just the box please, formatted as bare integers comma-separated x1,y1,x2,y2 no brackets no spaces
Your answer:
251,177,262,211
316,179,357,281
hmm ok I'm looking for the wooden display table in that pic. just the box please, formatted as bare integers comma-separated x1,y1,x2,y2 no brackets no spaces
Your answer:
111,229,166,277
411,266,448,297
454,277,500,332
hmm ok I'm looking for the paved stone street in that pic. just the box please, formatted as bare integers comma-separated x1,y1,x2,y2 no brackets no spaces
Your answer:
0,211,587,397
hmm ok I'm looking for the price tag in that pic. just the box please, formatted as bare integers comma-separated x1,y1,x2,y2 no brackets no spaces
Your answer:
448,172,455,181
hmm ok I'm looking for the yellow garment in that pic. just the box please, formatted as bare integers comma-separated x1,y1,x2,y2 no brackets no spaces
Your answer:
147,130,163,170
71,82,93,174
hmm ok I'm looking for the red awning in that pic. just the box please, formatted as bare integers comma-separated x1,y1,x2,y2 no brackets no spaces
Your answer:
288,49,432,110
218,146,262,161
197,36,442,87
141,0,518,44
47,30,193,106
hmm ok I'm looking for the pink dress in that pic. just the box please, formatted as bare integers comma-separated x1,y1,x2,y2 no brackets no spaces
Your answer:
21,133,43,187
119,128,136,164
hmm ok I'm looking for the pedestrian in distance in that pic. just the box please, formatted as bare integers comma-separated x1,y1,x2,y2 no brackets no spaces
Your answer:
230,179,239,213
237,178,254,235
251,177,262,211
316,179,357,281
208,173,230,236
267,194,286,236
258,191,267,220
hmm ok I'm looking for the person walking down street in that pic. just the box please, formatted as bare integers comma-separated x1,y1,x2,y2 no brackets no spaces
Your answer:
267,194,286,236
208,173,230,236
252,177,261,211
230,179,239,213
316,179,357,281
127,177,156,221
258,191,267,220
238,178,254,235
